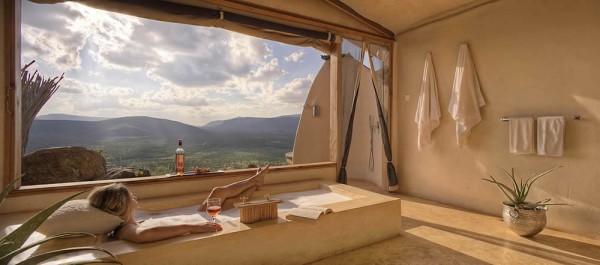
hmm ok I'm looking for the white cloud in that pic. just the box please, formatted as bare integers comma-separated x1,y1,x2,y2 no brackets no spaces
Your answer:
59,87,84,94
219,57,286,99
116,97,162,112
284,51,304,62
145,86,210,107
23,1,322,126
251,58,285,81
146,53,231,87
275,75,314,104
109,87,134,97
56,78,85,94
57,78,105,97
93,22,276,89
228,34,273,64
21,24,85,72
41,78,119,115
21,2,141,72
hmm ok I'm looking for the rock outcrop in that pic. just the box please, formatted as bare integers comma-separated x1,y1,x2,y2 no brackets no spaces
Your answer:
104,167,151,179
22,146,107,185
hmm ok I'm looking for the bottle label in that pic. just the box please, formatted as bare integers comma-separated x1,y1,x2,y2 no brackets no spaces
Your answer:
176,154,184,175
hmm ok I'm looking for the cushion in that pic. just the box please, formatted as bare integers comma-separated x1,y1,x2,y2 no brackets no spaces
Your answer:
37,199,123,235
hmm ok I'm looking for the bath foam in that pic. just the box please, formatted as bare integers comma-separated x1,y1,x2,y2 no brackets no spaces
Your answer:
135,188,353,225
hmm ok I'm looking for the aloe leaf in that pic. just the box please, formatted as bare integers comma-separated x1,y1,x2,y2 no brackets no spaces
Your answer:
61,258,122,265
485,166,565,208
535,198,568,206
483,176,515,201
14,247,118,265
501,168,519,196
520,202,541,210
516,171,527,200
1,233,96,262
0,175,23,209
0,190,87,261
528,165,562,188
520,178,524,191
536,198,551,204
523,166,562,200
522,181,532,201
0,243,10,249
45,232,96,240
489,175,519,200
482,177,517,204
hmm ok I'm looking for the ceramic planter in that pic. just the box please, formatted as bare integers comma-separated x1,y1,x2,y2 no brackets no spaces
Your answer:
502,204,547,237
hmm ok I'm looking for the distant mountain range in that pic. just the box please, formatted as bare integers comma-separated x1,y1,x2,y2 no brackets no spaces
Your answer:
203,115,299,134
36,113,110,121
26,114,300,154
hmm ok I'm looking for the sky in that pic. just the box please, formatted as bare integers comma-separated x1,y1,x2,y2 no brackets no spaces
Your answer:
21,1,325,126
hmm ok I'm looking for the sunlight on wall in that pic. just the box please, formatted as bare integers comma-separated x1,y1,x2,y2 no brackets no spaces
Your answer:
572,95,600,121
394,0,600,238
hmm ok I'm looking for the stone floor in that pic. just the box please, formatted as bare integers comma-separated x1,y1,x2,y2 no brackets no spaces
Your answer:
309,180,600,265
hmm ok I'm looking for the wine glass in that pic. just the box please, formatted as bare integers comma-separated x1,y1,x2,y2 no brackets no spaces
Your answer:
206,198,221,223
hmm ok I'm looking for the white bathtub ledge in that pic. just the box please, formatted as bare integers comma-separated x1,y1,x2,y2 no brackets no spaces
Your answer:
107,182,402,265
5,181,402,265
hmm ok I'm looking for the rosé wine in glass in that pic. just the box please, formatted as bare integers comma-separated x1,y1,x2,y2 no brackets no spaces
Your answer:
206,198,221,223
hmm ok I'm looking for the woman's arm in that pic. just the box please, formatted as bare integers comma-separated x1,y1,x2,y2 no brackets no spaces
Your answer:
117,222,222,243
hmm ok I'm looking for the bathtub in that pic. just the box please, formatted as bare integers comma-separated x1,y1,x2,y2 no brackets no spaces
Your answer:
11,180,402,265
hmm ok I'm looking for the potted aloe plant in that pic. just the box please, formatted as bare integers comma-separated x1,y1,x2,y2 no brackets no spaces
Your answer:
482,166,564,237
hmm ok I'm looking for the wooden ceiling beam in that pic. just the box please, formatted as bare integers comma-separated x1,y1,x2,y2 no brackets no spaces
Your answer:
204,0,394,44
397,0,497,35
323,0,394,39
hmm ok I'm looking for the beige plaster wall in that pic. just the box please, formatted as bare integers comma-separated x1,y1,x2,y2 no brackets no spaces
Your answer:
293,61,331,164
393,0,600,238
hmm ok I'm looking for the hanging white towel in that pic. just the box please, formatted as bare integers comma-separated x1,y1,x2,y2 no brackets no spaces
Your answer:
537,116,565,156
448,43,486,147
415,53,441,151
509,117,535,154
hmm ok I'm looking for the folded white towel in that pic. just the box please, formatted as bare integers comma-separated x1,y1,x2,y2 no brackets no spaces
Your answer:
448,43,485,147
509,117,535,154
415,53,441,151
537,116,565,156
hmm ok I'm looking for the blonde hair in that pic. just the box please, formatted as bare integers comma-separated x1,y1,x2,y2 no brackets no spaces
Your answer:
88,183,134,222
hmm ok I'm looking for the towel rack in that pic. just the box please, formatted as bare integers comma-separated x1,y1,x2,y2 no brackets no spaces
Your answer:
500,115,581,122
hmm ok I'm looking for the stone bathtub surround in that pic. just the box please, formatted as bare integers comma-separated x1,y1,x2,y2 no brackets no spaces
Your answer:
111,183,401,265
1,175,402,265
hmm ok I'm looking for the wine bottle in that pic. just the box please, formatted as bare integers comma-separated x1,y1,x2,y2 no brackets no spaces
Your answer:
175,139,185,176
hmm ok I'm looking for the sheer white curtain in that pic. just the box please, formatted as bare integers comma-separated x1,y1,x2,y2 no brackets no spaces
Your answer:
337,39,398,191
368,43,391,126
367,44,398,191
337,39,365,184
340,40,364,146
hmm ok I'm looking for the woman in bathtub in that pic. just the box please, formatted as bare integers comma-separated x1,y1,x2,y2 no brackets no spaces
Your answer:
88,166,269,243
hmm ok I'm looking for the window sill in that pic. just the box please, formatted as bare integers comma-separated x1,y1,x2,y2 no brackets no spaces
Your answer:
1,162,337,214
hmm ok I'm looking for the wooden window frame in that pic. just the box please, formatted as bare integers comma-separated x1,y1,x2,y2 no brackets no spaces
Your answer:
2,0,22,190
2,0,394,195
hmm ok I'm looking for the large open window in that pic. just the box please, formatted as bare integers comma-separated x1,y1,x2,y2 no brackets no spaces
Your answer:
19,1,328,185
2,0,395,191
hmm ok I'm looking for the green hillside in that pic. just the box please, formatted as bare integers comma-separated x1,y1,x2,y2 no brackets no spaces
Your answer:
27,115,300,174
